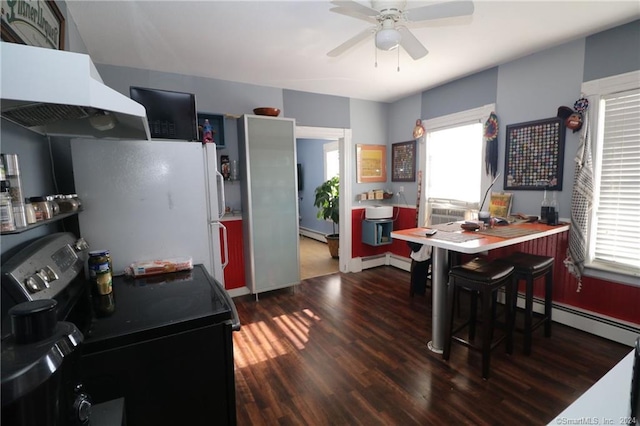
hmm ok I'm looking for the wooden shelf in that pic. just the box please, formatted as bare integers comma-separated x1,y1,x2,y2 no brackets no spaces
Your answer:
1,210,81,235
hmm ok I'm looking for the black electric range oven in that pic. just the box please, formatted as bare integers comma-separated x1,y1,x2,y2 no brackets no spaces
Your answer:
1,233,240,426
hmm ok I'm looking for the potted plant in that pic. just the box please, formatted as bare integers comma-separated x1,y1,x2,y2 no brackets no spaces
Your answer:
313,176,339,258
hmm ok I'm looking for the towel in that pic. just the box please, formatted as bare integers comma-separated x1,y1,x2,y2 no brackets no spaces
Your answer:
564,98,594,292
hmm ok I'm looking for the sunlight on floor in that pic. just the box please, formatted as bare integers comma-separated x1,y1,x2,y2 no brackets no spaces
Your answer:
234,309,322,368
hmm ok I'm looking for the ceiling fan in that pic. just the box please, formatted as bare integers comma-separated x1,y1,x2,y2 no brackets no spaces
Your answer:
327,0,475,60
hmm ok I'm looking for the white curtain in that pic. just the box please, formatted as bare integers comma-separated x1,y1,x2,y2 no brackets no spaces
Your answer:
564,96,595,292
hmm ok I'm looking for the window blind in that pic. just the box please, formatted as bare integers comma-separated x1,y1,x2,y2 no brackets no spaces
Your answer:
594,88,640,269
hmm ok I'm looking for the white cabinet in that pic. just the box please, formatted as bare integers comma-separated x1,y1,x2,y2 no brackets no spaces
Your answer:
238,115,300,296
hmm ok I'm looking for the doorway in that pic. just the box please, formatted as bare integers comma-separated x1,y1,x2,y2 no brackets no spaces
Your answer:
296,126,352,279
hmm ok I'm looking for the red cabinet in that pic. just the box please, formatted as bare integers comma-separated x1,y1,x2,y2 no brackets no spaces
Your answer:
220,219,245,290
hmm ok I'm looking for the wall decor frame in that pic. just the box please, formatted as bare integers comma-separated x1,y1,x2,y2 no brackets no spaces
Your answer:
504,117,565,190
1,0,65,50
391,140,416,182
356,144,387,183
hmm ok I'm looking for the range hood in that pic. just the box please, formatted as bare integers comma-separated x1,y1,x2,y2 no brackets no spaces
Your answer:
1,42,150,140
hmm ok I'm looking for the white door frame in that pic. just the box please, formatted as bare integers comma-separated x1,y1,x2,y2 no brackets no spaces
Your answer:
296,126,352,273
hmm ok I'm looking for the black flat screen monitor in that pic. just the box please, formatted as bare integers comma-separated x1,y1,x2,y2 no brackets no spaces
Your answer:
130,86,197,141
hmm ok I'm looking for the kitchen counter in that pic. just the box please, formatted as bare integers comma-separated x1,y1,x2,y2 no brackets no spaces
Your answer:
221,213,243,221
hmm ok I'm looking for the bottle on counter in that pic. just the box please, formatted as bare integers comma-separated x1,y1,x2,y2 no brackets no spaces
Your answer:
46,195,59,216
88,250,115,317
24,199,37,224
54,194,80,213
540,189,549,223
548,192,559,225
3,154,27,228
0,182,16,232
71,194,82,210
29,196,53,221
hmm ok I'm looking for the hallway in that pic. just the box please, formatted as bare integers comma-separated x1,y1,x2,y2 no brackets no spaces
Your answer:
299,235,339,280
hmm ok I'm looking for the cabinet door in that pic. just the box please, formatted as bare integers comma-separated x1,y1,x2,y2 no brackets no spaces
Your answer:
239,115,300,294
220,220,245,290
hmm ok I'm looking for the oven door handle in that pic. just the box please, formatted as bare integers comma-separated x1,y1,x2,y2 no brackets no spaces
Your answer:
219,286,241,332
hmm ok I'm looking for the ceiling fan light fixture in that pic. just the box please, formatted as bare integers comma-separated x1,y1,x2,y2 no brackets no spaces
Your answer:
375,28,401,51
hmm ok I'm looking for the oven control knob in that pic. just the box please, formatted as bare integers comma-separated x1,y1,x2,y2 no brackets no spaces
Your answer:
24,274,47,293
39,266,59,283
73,393,92,424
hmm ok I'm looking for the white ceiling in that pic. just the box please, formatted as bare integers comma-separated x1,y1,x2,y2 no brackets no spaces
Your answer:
66,1,640,103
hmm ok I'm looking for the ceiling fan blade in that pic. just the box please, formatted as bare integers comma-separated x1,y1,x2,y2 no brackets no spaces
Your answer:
330,7,378,24
330,0,379,17
404,0,475,23
397,27,428,60
327,27,375,57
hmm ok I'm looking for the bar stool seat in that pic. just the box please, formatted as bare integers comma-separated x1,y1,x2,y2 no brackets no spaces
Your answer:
442,257,515,380
498,251,554,355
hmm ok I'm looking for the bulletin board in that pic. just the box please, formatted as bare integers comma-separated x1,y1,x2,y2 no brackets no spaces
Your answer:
504,117,565,190
391,140,416,182
356,144,387,183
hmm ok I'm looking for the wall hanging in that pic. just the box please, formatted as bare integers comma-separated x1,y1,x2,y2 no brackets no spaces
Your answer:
391,140,416,182
504,117,565,190
356,144,387,183
1,0,65,49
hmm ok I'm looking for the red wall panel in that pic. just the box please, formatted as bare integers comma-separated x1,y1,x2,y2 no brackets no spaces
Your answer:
359,206,640,326
220,220,245,290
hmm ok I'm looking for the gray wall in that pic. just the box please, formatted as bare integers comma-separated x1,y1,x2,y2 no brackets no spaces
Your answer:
296,138,335,235
283,90,350,128
495,38,586,216
584,20,640,82
350,98,391,203
387,93,422,206
421,67,498,120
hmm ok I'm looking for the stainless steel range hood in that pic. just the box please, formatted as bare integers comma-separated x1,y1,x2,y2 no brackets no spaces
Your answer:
1,42,150,140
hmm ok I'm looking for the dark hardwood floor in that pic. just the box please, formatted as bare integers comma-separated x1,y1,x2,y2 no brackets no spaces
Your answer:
232,266,631,425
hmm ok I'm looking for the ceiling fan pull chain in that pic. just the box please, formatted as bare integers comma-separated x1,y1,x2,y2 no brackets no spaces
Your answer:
375,41,378,68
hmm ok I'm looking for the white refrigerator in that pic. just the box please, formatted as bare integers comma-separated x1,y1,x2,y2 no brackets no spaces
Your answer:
70,139,227,284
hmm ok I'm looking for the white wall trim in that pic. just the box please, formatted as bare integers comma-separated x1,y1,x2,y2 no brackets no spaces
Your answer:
296,125,353,274
422,103,496,132
582,70,640,96
299,227,327,243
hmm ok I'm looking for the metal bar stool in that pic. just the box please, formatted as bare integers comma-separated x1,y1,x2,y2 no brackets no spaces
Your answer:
498,251,554,355
442,257,516,380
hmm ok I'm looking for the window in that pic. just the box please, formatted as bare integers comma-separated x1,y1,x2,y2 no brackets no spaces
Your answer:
323,141,339,180
583,71,640,284
426,122,483,202
419,104,495,226
590,89,640,274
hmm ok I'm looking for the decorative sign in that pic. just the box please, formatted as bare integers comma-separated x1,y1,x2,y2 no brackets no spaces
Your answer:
488,192,513,218
391,140,416,182
504,117,565,190
1,0,65,50
356,144,387,183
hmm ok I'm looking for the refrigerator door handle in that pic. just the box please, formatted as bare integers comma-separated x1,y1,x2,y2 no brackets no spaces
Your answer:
216,170,226,220
217,221,229,270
